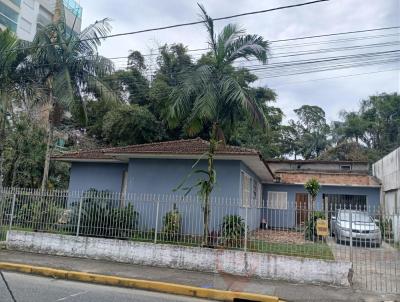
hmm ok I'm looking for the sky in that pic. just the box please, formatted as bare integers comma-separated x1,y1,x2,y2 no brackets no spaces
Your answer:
79,0,400,123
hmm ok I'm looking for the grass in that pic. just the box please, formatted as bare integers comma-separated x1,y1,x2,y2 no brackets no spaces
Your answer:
248,240,335,260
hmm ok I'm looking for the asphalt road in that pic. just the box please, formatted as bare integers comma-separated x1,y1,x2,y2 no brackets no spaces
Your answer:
0,272,210,302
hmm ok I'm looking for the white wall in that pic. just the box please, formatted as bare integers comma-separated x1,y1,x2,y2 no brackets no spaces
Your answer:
16,0,39,41
6,231,352,287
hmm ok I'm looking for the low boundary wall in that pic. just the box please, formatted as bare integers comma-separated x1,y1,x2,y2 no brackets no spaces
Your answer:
6,230,351,286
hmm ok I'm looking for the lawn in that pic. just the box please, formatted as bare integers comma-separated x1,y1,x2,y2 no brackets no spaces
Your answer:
248,240,334,260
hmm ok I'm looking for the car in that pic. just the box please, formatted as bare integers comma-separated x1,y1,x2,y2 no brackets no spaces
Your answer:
331,209,382,247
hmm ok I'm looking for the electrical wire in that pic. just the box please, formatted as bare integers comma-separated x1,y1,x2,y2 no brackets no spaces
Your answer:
5,0,330,53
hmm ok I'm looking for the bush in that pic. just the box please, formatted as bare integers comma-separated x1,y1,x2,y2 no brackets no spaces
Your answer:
161,206,181,241
305,211,326,241
74,189,139,238
14,200,63,231
379,218,394,241
221,215,246,248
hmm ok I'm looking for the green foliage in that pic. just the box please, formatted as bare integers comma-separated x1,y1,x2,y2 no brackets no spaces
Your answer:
74,189,139,238
168,6,269,139
102,104,164,146
379,218,394,241
283,105,330,159
221,215,246,247
305,211,325,241
161,206,182,241
304,178,321,199
14,199,64,231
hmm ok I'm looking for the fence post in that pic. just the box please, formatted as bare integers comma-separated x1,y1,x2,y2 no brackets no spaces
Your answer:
154,199,160,243
76,197,83,237
349,207,353,263
8,193,16,232
244,206,248,252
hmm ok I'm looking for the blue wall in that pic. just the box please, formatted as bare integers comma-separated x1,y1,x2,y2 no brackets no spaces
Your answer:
126,158,243,234
239,162,262,230
69,162,128,193
262,183,381,228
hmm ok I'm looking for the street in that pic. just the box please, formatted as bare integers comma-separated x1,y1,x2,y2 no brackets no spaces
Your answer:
0,272,210,302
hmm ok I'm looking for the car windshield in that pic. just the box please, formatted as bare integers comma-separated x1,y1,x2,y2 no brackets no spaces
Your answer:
338,212,373,223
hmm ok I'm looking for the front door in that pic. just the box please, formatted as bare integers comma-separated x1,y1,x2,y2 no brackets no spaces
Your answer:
296,193,308,225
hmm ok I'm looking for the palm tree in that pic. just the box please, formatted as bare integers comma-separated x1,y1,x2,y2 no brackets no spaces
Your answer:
169,5,269,245
0,29,23,189
31,0,117,190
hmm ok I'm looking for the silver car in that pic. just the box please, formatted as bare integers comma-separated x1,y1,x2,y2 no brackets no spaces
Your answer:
331,210,382,246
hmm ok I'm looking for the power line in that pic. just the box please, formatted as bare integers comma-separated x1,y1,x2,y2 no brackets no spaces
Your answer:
5,0,330,53
266,68,399,87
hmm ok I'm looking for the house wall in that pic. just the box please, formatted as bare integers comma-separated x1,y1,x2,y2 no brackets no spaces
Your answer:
126,158,243,235
68,162,128,193
267,162,369,174
262,183,381,228
240,162,262,230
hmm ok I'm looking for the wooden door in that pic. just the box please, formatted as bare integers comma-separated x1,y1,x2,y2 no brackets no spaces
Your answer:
296,193,308,225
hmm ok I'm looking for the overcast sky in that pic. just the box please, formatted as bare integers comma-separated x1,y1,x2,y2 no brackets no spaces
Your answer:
79,0,399,123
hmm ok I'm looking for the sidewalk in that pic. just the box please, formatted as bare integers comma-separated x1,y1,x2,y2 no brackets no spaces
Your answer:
0,249,398,302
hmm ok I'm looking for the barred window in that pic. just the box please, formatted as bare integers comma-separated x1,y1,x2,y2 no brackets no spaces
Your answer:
267,191,288,209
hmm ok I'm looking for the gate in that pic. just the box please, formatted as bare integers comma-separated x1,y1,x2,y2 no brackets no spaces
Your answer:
327,205,400,294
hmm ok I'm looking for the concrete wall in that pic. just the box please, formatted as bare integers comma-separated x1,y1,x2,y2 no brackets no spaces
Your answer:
263,183,381,228
268,161,369,174
6,231,352,286
373,147,400,215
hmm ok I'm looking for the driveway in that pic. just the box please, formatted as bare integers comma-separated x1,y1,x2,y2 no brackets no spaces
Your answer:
328,238,400,293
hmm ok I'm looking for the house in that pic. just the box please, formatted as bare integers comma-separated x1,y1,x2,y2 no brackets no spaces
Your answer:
264,159,381,228
53,138,381,231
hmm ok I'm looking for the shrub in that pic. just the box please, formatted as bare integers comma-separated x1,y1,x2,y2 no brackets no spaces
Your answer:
74,189,139,238
14,200,63,231
305,211,326,241
221,215,246,248
161,206,181,241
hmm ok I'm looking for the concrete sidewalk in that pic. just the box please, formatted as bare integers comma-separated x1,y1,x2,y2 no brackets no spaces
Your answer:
0,249,398,302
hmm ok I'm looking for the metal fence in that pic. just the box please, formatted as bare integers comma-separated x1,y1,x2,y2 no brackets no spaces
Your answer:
0,187,399,293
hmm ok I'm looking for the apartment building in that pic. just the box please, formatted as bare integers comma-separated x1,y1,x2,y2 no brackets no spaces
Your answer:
0,0,82,41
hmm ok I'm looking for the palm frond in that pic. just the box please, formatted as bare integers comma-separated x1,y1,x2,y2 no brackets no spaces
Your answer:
216,24,244,65
225,34,269,64
78,18,112,54
220,75,266,128
197,4,217,55
53,67,74,107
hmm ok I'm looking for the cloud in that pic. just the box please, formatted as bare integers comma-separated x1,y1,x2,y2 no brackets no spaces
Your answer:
79,0,400,122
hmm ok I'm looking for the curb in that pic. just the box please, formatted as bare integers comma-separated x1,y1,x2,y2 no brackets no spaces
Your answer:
0,262,282,302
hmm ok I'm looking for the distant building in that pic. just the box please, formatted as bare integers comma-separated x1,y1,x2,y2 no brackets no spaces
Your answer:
0,0,82,41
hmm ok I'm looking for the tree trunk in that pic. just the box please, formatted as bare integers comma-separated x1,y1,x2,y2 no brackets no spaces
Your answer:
201,123,219,246
41,123,53,191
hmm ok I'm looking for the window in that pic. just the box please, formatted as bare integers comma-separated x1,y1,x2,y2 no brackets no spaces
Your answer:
267,192,288,210
241,171,251,207
252,180,262,208
340,164,352,171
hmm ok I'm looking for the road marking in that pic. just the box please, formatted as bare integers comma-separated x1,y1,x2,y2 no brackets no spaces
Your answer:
55,291,87,301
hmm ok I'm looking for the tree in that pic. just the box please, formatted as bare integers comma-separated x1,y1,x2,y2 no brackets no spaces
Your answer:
169,5,269,245
102,104,164,146
0,29,27,189
286,105,330,159
304,178,320,215
31,0,116,190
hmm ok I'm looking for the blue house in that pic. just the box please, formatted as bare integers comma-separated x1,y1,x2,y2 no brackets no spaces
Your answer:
53,138,381,232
